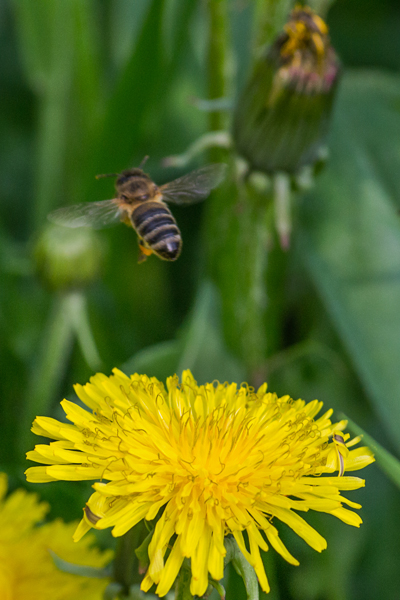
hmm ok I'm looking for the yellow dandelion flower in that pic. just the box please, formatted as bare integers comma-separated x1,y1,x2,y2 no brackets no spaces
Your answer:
26,370,374,597
0,473,112,600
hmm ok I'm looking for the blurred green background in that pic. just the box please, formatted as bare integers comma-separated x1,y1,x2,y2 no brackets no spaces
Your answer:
1,1,400,599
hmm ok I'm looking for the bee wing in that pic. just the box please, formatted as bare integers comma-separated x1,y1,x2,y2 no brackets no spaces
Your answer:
47,200,123,229
160,163,227,205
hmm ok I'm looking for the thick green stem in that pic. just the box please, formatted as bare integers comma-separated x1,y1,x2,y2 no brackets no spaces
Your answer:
235,186,271,371
206,173,291,380
204,0,292,379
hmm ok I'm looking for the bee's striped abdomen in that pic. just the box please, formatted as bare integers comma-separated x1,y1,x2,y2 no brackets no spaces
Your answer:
131,201,182,261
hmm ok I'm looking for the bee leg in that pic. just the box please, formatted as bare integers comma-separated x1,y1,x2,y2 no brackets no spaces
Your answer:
138,240,153,263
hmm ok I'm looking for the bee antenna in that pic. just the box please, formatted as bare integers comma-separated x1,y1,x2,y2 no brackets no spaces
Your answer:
95,172,119,179
139,155,149,169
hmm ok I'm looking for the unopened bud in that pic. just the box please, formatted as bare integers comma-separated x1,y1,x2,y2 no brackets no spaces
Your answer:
233,5,340,174
35,223,104,291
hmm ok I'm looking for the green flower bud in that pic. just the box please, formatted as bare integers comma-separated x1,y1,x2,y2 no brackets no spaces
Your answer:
233,6,340,174
35,223,104,291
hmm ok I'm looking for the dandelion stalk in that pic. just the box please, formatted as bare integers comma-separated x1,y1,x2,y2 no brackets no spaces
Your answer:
19,289,103,454
226,538,260,600
20,293,74,453
205,166,292,378
204,0,320,378
273,172,292,250
66,291,102,371
205,0,272,376
20,223,105,453
206,5,341,379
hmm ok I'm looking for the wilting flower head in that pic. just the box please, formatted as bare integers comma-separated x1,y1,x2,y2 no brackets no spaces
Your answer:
26,370,374,597
0,473,112,600
233,5,340,174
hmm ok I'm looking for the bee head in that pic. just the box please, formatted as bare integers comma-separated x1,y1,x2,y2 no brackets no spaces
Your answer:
116,169,155,202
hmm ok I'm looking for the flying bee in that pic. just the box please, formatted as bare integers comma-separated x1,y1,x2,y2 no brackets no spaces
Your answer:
48,162,227,262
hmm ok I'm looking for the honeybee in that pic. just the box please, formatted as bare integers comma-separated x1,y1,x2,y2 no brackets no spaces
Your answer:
48,163,227,262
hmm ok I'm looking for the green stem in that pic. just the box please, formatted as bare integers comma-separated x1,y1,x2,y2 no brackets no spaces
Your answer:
273,172,292,250
206,169,290,380
204,1,292,379
225,538,260,600
163,131,232,168
66,291,102,371
238,185,271,372
20,293,74,454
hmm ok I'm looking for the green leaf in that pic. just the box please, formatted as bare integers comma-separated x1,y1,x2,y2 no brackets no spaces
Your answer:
135,528,153,571
299,70,400,452
85,0,167,179
13,0,76,227
49,549,112,579
84,0,198,188
340,413,400,489
13,0,103,226
13,0,58,89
